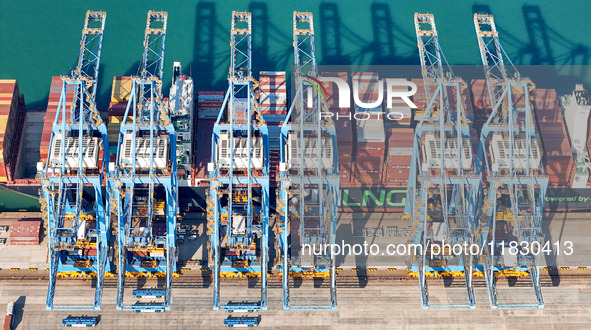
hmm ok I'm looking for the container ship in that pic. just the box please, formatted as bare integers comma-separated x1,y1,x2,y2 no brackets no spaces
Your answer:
0,76,590,213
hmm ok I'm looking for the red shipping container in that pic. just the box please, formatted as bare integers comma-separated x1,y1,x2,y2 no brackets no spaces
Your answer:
356,142,384,158
351,172,382,186
387,155,413,166
384,168,410,179
9,220,41,245
354,158,383,173
388,128,414,141
545,156,574,174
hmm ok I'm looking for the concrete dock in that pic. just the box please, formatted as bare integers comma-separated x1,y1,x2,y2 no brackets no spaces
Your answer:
1,280,590,329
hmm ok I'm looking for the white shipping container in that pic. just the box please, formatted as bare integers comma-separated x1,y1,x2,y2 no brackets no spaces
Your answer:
357,119,386,142
259,92,287,105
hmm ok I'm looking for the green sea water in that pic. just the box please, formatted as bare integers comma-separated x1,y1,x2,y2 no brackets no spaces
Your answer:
1,0,590,111
0,186,39,211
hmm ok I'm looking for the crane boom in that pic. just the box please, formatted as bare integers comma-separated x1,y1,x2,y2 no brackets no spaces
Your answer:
109,11,177,312
405,13,479,309
278,11,339,310
39,10,109,310
207,11,270,312
474,13,548,309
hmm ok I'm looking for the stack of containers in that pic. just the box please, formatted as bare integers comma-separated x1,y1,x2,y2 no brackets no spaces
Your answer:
470,128,479,156
22,112,44,179
412,79,475,123
383,128,414,187
9,220,41,245
108,76,133,156
258,71,287,124
352,72,385,186
470,79,492,131
194,118,214,184
355,135,385,186
335,119,354,186
197,91,224,120
259,72,287,187
412,78,427,124
268,148,280,188
509,86,527,109
0,80,26,182
195,91,224,184
40,77,75,166
446,85,474,123
323,72,354,186
471,79,491,109
353,72,385,143
385,78,412,128
469,79,526,127
534,88,575,187
111,76,132,103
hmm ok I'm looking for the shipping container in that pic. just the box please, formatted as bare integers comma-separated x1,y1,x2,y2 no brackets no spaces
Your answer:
356,119,385,142
194,119,216,179
40,76,76,166
385,106,412,127
0,80,27,182
9,220,41,245
111,76,133,103
533,89,575,188
259,71,287,93
356,142,384,158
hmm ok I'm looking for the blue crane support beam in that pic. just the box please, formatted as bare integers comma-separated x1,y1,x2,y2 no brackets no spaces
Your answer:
39,10,110,311
108,11,177,313
405,13,480,309
474,14,548,309
278,11,339,311
207,11,270,312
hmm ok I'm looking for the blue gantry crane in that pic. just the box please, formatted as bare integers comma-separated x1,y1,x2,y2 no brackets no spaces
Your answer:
404,13,480,309
277,11,339,310
206,11,270,312
474,14,548,309
38,11,109,310
108,11,177,312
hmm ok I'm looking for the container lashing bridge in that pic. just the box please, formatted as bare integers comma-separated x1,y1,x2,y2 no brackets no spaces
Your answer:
277,11,339,310
474,14,548,309
38,11,109,310
108,11,177,312
206,11,270,312
405,13,480,309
